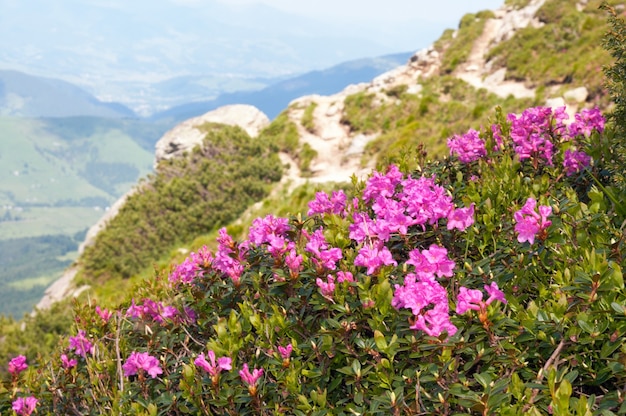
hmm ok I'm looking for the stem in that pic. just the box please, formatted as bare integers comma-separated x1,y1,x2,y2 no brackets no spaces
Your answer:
115,314,124,393
522,338,568,412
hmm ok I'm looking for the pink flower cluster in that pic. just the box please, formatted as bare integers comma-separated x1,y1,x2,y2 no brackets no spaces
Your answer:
392,245,458,337
508,106,566,165
240,363,264,387
308,190,347,216
123,351,163,378
126,298,180,324
446,106,605,177
305,229,343,271
568,107,605,137
514,198,552,244
447,129,487,163
169,245,213,285
563,149,591,176
68,330,94,358
12,396,38,416
8,355,28,376
456,282,507,314
213,228,246,285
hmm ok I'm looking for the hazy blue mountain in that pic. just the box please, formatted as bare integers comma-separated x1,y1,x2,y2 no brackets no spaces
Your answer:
152,52,414,122
1,0,428,115
0,70,135,118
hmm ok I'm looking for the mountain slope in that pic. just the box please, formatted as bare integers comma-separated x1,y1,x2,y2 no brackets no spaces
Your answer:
0,70,134,118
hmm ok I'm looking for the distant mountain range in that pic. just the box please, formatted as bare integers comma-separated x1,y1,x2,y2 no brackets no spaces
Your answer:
0,0,443,115
152,52,413,122
0,52,413,121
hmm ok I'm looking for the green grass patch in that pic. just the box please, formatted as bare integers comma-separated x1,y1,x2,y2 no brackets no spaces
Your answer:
436,10,495,74
301,102,318,133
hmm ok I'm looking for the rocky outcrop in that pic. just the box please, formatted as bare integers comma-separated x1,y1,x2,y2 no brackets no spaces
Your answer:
154,104,270,166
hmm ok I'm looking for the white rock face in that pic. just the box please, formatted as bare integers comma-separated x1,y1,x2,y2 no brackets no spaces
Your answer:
154,104,270,166
564,86,589,103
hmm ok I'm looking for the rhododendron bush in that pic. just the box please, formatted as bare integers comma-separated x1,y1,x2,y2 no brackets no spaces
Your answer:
0,102,623,416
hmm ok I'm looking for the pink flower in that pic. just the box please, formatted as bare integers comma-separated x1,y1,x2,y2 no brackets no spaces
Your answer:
239,363,264,387
316,275,335,299
422,245,456,278
354,243,397,275
8,355,27,376
456,282,507,315
456,287,484,314
277,344,293,360
484,282,507,305
568,107,605,137
563,149,591,176
411,303,458,337
308,190,347,216
447,203,475,231
12,396,38,416
392,273,455,337
508,106,562,166
95,305,112,323
336,271,354,283
514,198,552,244
285,249,303,276
447,129,487,163
125,298,142,319
122,352,163,379
61,354,77,369
68,330,94,358
305,229,343,271
194,351,232,377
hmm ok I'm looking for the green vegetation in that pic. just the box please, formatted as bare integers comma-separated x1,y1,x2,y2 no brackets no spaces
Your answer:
300,102,318,133
602,2,626,190
435,10,495,74
260,109,319,175
79,123,283,282
259,110,300,155
2,98,625,412
505,0,532,8
0,301,74,377
342,77,534,166
487,0,615,101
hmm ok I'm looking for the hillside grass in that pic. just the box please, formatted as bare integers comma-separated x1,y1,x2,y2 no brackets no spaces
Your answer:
486,0,616,102
342,76,535,167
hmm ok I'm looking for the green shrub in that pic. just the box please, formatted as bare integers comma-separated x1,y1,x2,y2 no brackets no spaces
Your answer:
259,111,299,155
3,102,625,414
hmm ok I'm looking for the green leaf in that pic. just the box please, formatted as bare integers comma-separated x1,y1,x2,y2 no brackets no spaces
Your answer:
374,330,388,351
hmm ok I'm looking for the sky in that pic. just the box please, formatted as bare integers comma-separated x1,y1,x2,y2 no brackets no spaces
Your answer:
212,0,505,23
